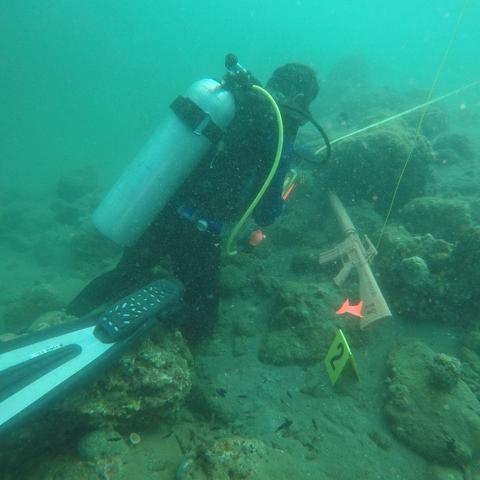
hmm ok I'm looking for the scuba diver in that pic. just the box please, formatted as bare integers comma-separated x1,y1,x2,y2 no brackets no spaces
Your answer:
66,57,321,339
0,55,326,435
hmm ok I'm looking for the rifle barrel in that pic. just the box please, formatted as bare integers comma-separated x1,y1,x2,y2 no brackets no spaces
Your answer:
328,191,356,235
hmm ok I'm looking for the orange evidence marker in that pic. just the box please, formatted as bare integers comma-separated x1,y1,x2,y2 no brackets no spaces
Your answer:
248,229,266,247
336,299,364,318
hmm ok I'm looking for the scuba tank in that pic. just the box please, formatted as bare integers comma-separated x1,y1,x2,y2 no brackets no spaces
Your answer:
93,78,235,247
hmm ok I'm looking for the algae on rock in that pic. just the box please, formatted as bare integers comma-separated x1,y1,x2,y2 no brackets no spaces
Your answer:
401,196,472,242
61,327,193,429
259,280,338,365
176,436,314,480
375,225,455,323
326,124,433,213
384,339,480,469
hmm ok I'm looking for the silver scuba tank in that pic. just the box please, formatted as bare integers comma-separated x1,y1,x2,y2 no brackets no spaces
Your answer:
93,78,235,247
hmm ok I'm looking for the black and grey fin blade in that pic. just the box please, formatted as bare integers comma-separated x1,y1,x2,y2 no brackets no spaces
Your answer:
0,278,183,435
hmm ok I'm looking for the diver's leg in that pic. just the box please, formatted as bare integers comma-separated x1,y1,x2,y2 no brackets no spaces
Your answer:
66,269,123,316
169,225,221,340
66,216,169,316
66,247,158,316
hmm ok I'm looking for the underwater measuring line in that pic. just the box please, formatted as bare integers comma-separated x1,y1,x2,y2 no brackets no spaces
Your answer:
376,0,471,251
313,79,480,158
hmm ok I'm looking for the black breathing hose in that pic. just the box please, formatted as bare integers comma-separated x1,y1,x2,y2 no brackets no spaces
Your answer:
282,104,331,165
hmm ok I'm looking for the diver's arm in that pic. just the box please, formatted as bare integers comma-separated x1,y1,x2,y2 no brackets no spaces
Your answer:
252,149,290,226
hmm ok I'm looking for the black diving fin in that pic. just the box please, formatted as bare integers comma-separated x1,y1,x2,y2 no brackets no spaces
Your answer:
0,278,184,436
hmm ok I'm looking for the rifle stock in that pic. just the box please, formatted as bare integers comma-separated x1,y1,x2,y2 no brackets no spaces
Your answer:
319,191,392,329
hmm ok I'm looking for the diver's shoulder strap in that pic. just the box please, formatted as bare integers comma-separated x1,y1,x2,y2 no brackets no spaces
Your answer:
170,95,224,144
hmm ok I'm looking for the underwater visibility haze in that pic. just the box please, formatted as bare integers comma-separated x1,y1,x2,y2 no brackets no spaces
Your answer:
1,1,480,479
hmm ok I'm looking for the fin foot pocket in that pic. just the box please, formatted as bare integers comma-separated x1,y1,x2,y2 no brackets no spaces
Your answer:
0,279,183,435
94,280,181,342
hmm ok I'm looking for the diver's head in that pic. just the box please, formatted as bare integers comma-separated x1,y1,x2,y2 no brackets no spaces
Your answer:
266,63,319,125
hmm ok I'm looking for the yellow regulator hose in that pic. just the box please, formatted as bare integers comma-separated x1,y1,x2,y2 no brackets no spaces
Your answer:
225,85,284,255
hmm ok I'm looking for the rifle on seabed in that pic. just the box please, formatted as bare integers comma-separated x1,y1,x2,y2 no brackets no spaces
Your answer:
319,191,392,329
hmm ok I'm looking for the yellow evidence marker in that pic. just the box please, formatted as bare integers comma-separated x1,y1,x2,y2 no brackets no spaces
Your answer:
324,329,359,385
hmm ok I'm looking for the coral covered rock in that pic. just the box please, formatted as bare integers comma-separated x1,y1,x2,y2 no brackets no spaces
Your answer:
50,195,97,226
327,124,434,213
176,436,311,480
401,196,472,242
399,256,430,287
69,224,122,274
259,280,338,365
31,229,69,267
375,225,455,323
426,464,464,480
410,105,449,139
2,283,63,332
61,327,193,428
428,353,462,391
77,428,129,462
269,205,327,249
432,132,475,165
28,310,77,332
447,227,480,317
377,222,480,325
461,329,480,402
384,339,480,468
0,328,192,478
177,436,267,480
220,253,264,298
0,200,54,235
56,165,98,203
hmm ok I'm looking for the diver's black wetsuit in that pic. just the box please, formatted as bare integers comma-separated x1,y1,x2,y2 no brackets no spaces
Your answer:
67,89,300,339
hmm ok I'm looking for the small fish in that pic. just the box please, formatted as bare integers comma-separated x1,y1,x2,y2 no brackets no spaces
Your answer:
174,434,188,454
336,299,363,318
275,418,293,432
216,388,227,397
311,418,318,431
286,391,292,399
337,111,350,129
248,229,266,247
238,394,248,399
